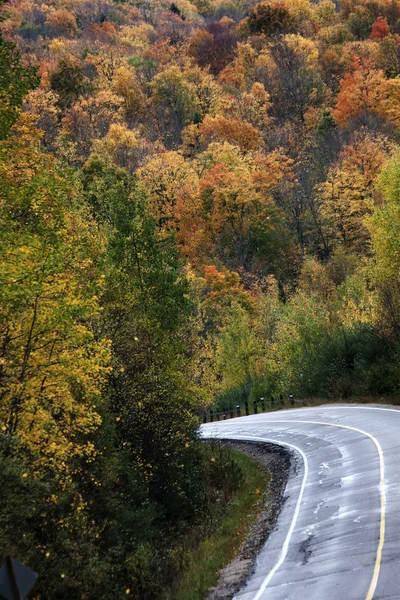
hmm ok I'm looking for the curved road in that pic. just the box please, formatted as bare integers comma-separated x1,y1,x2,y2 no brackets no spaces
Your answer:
201,405,400,600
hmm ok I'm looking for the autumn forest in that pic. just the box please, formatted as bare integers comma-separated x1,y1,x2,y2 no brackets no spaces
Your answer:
1,0,400,597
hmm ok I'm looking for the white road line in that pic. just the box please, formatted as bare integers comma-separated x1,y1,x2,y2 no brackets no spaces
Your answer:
217,434,308,600
205,417,386,600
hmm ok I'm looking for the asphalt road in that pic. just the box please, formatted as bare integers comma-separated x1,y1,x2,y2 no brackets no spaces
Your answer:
201,405,400,600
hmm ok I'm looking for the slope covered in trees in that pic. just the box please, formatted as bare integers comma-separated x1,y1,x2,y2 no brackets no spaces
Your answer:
2,0,400,596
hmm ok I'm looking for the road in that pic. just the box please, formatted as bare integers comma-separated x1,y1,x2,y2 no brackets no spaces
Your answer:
201,405,400,600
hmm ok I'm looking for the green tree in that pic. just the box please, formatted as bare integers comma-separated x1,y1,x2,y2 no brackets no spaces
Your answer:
81,156,203,519
0,18,39,139
367,151,400,339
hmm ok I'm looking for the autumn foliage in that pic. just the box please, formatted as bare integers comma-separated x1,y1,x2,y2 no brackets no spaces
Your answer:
3,0,400,596
370,16,390,39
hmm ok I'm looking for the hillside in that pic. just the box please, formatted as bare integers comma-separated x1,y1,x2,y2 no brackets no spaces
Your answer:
1,0,400,597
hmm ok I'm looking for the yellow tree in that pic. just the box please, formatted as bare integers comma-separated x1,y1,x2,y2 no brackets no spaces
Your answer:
93,123,152,172
137,150,198,230
366,150,400,338
0,116,110,479
317,130,393,252
318,168,369,249
62,90,124,157
111,64,146,118
197,142,294,271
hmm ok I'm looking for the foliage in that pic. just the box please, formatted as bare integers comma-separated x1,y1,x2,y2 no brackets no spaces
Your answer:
0,27,39,139
49,57,88,108
370,16,390,40
0,118,110,479
248,2,294,36
367,151,400,340
3,0,400,596
163,444,268,600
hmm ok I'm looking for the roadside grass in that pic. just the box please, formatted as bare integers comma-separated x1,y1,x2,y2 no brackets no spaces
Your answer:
163,448,270,600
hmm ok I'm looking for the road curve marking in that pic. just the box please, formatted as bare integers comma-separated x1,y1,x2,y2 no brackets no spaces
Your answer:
220,434,308,600
207,419,386,600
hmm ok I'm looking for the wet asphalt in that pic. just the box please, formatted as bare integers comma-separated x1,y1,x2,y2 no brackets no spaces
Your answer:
201,405,400,600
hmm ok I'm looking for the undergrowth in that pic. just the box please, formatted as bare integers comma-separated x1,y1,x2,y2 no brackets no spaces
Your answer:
163,443,269,600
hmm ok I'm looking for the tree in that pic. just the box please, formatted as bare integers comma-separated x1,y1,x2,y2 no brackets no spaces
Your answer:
0,117,110,478
333,57,386,126
198,114,262,151
215,303,260,392
22,89,60,150
111,65,146,119
316,109,338,136
370,16,390,39
61,90,124,158
367,150,400,339
94,123,152,172
188,19,238,74
150,66,200,146
50,57,87,109
248,1,294,36
318,168,370,250
268,34,326,122
45,9,78,38
80,156,203,517
137,150,198,230
0,26,39,139
197,142,294,272
317,130,393,252
348,7,374,40
274,292,331,395
377,34,400,77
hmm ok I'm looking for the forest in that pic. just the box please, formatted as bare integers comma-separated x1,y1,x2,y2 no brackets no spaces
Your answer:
1,0,400,597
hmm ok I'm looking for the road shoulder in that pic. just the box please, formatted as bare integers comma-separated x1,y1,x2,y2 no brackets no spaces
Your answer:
205,440,292,600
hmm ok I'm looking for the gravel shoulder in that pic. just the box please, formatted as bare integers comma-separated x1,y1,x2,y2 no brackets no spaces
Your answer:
205,440,292,600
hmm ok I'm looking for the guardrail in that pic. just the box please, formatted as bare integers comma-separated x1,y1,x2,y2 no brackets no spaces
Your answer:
202,394,307,424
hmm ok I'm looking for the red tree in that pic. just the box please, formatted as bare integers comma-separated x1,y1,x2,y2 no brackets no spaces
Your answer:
370,16,390,40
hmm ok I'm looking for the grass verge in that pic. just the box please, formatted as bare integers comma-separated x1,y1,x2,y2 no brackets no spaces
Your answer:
163,446,270,600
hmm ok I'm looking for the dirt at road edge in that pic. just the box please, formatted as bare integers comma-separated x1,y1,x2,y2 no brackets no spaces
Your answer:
205,440,292,600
